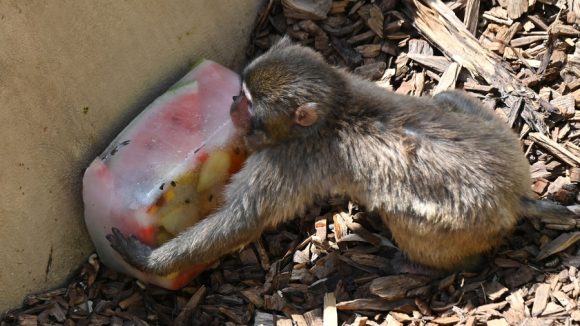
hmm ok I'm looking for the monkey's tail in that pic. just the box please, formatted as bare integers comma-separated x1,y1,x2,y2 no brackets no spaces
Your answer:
520,197,577,219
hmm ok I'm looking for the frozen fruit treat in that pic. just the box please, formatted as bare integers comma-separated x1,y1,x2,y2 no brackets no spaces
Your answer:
83,60,247,289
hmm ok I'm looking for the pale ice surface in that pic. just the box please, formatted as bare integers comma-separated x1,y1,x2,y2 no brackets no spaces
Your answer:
82,60,241,288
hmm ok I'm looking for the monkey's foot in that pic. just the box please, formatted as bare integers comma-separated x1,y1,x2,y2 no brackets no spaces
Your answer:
392,252,484,278
391,253,449,278
106,227,153,271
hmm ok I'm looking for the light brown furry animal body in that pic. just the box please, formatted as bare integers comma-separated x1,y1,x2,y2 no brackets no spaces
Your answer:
108,37,576,274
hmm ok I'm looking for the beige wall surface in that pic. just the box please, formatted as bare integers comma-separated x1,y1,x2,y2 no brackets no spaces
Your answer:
0,0,261,311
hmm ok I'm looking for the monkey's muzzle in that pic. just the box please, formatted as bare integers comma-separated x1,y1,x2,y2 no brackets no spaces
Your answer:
230,92,252,132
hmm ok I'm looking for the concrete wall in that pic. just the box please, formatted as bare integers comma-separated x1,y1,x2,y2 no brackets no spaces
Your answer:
0,0,261,311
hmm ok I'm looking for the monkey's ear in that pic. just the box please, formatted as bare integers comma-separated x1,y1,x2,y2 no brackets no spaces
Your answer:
294,103,319,127
271,35,293,50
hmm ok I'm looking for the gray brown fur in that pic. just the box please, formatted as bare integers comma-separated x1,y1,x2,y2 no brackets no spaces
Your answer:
108,37,576,274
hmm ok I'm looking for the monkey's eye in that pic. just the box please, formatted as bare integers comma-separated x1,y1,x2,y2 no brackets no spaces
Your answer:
233,88,253,105
233,91,252,106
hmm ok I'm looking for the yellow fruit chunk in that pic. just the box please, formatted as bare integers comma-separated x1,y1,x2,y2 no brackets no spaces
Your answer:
158,204,200,235
163,189,176,202
196,150,231,192
197,183,228,217
178,170,200,186
156,229,173,244
162,271,180,281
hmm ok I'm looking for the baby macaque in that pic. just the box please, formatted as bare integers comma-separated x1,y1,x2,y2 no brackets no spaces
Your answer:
108,37,576,275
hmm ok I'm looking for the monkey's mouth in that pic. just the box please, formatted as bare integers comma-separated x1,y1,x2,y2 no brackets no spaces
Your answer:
230,91,253,131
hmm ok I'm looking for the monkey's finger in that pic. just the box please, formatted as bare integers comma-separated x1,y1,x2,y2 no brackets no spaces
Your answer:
126,236,153,255
126,234,147,249
106,228,131,255
111,227,127,241
105,233,119,247
127,234,140,242
106,235,125,253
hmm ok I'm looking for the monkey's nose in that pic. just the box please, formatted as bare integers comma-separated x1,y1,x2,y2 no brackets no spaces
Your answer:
230,99,239,113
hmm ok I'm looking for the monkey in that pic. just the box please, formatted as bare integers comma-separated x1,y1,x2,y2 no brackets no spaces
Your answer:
108,36,577,276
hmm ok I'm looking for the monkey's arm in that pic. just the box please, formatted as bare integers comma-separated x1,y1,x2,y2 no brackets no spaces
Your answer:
108,203,262,274
107,151,310,275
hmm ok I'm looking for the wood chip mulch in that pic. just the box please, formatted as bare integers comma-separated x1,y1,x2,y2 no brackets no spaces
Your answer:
4,0,580,325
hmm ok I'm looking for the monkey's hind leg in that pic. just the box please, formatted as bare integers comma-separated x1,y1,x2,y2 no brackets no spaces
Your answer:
386,217,498,272
391,252,453,277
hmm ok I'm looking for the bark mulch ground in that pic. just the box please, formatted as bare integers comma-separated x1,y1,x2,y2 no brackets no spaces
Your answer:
4,0,580,325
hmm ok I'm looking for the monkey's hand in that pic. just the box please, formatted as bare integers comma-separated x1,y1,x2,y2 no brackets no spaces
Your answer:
105,203,264,275
106,227,154,271
104,151,311,275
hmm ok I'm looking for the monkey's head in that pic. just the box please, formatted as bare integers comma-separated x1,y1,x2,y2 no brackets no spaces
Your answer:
230,36,346,145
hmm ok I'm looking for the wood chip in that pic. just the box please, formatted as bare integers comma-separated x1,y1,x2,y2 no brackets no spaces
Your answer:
537,232,580,260
524,20,536,32
484,281,509,301
332,213,348,242
402,0,556,133
304,308,323,326
551,94,576,119
366,5,384,38
532,178,550,194
282,0,332,20
240,287,265,308
505,290,526,324
504,266,535,288
531,283,550,316
355,44,382,58
255,311,281,326
342,214,385,247
330,0,349,14
336,298,415,312
433,62,461,94
432,316,460,325
542,302,565,315
384,314,401,326
175,285,207,326
291,314,309,326
408,39,433,55
239,247,260,265
487,319,510,326
369,275,430,301
464,0,480,35
571,310,580,321
528,132,580,166
255,239,271,271
323,292,337,326
313,214,328,242
353,62,387,80
406,54,452,73
277,318,294,326
506,0,528,19
389,312,412,323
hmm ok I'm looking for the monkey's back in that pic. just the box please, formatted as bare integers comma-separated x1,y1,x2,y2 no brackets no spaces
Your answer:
339,79,531,270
